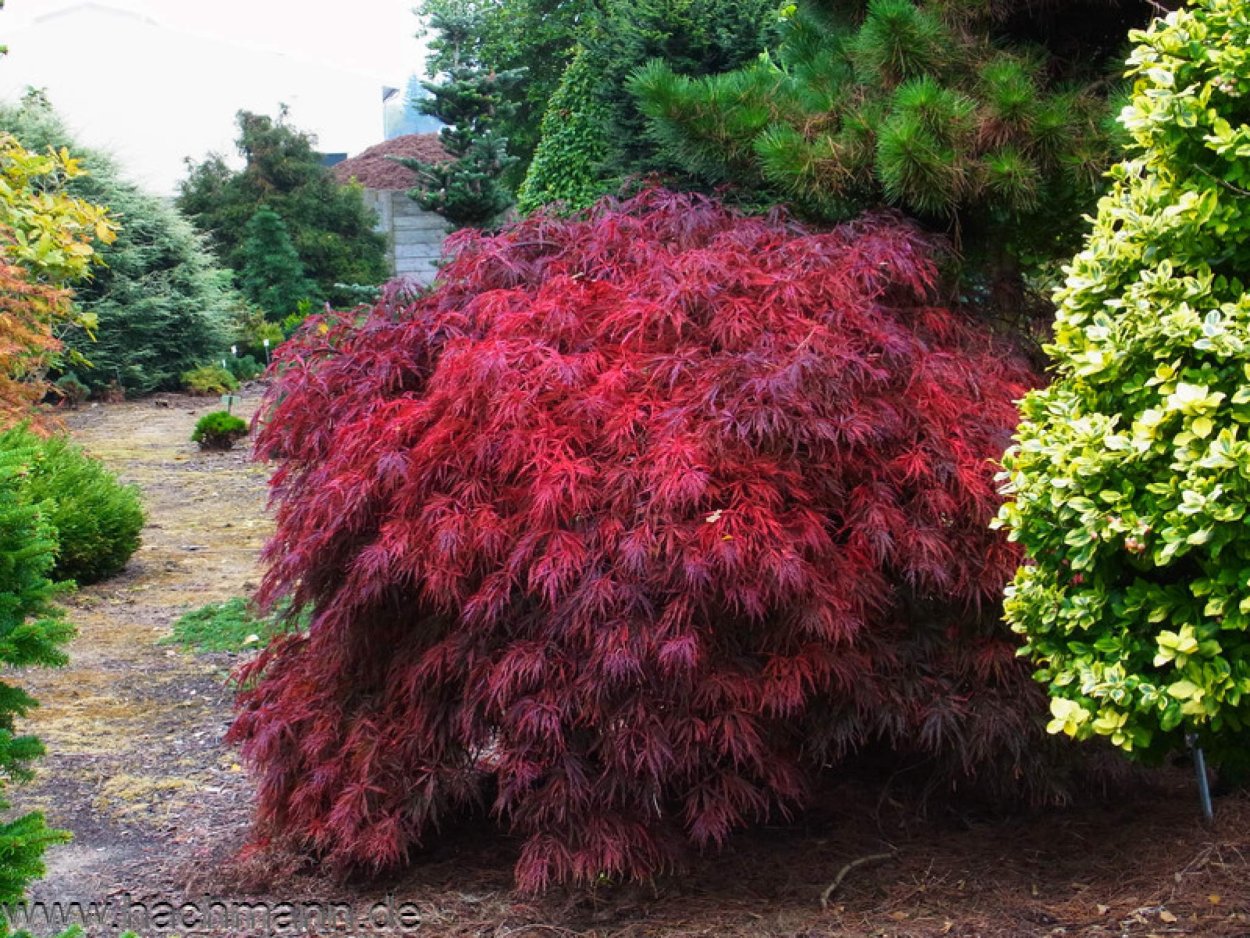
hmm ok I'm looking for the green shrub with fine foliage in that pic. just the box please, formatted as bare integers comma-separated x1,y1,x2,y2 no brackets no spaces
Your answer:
182,365,239,396
997,0,1250,766
191,411,248,450
0,425,145,585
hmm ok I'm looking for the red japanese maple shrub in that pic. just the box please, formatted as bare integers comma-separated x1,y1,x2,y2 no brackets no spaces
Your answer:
231,189,1045,891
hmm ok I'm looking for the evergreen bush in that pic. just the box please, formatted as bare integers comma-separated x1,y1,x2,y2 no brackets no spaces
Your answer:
0,425,145,585
631,0,1152,296
53,373,89,408
178,110,388,306
232,309,286,364
0,439,74,904
515,47,614,214
230,190,1050,891
191,411,249,451
998,0,1250,765
0,95,236,397
228,355,265,383
182,365,239,397
518,0,780,213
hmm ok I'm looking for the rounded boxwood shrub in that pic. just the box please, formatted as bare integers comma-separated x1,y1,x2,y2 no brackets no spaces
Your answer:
191,411,249,451
0,425,145,585
997,0,1250,765
230,190,1047,891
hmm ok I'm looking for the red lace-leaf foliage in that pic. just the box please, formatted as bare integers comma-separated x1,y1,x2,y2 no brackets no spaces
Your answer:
230,189,1045,891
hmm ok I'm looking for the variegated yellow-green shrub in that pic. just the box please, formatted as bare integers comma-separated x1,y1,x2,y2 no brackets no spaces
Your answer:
996,0,1250,764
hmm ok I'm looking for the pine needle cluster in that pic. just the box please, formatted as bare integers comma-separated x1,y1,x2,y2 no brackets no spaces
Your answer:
632,0,1152,290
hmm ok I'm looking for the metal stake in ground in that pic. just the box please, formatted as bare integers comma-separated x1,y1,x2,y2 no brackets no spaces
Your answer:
1187,732,1215,825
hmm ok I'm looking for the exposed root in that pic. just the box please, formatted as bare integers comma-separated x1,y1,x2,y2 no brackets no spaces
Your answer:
819,848,899,909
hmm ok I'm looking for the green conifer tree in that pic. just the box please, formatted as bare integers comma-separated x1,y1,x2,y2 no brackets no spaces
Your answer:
518,0,780,213
396,1,523,228
515,47,613,213
239,207,316,320
0,438,74,909
179,109,389,305
425,0,592,186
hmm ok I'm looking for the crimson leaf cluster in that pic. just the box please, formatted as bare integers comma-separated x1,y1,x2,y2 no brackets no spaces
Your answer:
232,189,1049,890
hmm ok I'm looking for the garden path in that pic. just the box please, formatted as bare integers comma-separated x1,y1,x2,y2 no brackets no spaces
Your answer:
21,388,268,914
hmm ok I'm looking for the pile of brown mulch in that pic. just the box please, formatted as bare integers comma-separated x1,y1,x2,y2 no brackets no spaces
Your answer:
332,134,450,190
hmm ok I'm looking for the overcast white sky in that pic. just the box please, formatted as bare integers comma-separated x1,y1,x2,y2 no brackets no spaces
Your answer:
0,0,429,194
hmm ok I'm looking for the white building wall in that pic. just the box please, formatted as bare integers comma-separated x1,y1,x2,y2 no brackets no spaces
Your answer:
0,2,390,195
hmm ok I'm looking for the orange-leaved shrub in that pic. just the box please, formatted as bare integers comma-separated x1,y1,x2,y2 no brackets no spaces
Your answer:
0,253,71,427
231,189,1047,890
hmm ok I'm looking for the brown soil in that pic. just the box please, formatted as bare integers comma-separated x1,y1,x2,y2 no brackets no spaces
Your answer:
11,391,1250,937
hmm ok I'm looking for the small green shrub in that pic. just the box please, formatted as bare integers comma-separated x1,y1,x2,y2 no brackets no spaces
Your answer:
227,355,264,382
167,596,306,653
53,373,89,408
997,0,1250,765
0,425,145,585
182,364,238,396
232,307,286,361
238,206,317,319
191,411,248,451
